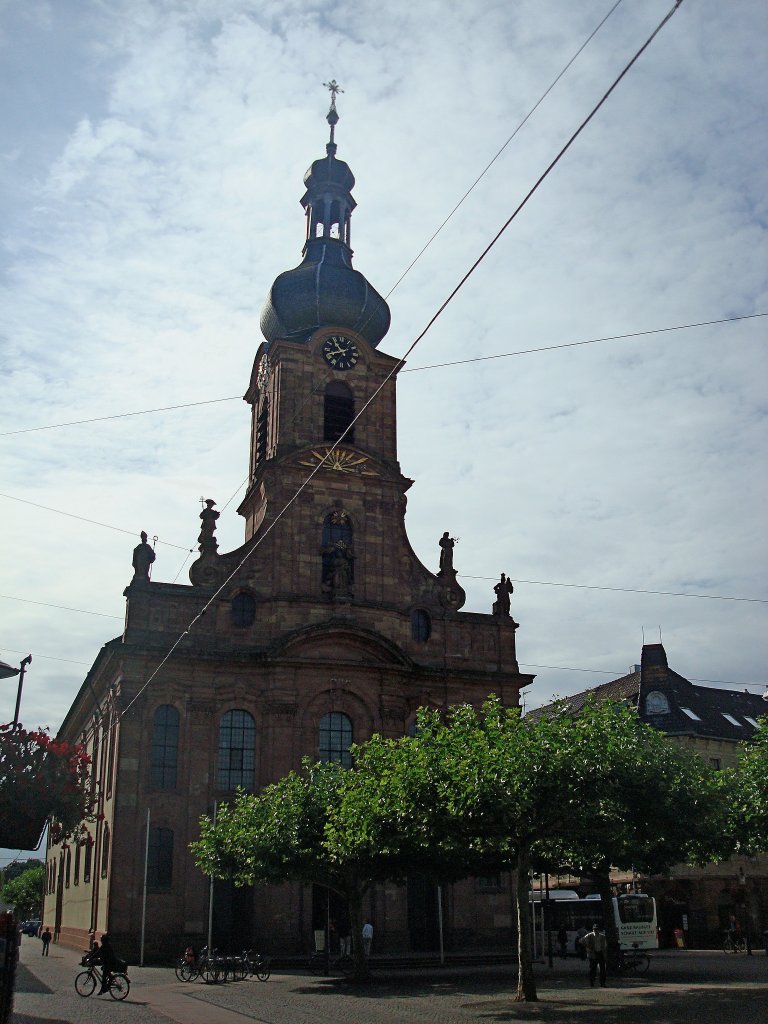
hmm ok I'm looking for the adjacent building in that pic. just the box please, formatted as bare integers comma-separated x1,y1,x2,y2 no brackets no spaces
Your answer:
531,642,767,947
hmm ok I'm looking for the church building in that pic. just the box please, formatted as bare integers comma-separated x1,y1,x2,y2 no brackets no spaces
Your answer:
42,90,533,960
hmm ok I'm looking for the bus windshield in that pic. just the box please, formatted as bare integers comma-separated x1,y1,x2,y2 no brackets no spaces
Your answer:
617,896,655,923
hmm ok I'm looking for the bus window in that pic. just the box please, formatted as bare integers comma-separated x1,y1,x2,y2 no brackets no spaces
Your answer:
617,895,655,923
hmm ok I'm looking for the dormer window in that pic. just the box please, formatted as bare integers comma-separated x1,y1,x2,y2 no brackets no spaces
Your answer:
744,716,760,728
645,690,670,715
721,713,742,727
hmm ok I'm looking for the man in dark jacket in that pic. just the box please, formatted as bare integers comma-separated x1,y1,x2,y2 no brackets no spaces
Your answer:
95,933,120,993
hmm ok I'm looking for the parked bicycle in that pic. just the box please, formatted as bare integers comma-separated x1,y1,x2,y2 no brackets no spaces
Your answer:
75,956,130,1000
309,950,353,976
616,947,650,974
723,931,747,954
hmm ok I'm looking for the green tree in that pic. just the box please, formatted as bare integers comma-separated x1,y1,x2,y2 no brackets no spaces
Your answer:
1,865,44,919
191,761,392,981
529,699,730,955
728,718,768,854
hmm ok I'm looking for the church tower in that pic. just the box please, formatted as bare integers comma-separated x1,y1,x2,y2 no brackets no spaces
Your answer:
44,88,534,960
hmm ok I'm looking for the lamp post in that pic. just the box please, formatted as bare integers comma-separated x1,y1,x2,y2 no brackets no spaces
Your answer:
738,867,753,955
0,655,32,728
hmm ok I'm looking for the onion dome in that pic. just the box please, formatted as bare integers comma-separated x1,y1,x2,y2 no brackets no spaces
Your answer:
260,84,390,347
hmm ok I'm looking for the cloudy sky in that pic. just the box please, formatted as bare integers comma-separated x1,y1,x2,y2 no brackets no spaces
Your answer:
1,0,767,860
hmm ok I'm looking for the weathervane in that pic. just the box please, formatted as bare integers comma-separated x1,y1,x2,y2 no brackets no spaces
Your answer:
323,79,343,151
323,79,343,110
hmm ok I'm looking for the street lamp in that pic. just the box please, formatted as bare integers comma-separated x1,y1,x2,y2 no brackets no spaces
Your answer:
0,655,33,728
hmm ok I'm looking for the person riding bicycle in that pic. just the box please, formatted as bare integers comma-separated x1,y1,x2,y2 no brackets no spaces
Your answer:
93,933,121,994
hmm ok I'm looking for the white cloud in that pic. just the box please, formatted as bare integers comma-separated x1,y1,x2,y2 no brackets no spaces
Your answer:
1,0,766,802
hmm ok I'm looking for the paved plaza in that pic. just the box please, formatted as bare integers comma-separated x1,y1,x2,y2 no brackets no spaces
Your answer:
11,938,768,1024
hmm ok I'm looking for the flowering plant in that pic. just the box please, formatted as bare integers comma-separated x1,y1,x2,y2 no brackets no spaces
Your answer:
0,723,92,849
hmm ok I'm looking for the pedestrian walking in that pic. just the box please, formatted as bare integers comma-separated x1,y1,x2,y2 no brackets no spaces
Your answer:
41,927,52,956
362,921,373,957
583,923,607,987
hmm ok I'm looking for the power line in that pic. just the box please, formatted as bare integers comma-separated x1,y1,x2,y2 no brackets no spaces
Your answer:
460,575,767,604
0,646,92,667
0,493,193,552
403,312,768,374
118,0,690,721
2,311,762,437
381,0,627,301
519,661,766,689
0,594,123,619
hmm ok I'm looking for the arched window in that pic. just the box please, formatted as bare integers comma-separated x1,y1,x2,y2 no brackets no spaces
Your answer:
65,848,71,888
410,609,431,643
319,712,353,768
232,591,256,628
147,827,174,890
101,825,111,878
218,710,255,790
84,840,93,884
74,843,81,885
151,705,179,789
324,381,355,443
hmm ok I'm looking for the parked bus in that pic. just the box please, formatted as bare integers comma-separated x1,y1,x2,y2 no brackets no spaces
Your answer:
532,892,658,951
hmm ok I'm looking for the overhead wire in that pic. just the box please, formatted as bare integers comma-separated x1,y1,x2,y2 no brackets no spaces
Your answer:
3,313,762,437
118,0,691,722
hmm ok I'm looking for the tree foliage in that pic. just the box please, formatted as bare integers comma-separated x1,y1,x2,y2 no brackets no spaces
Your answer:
191,697,723,1000
728,718,768,854
0,724,92,849
1,865,44,919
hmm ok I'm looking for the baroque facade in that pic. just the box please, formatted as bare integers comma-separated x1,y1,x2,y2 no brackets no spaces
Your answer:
42,95,533,960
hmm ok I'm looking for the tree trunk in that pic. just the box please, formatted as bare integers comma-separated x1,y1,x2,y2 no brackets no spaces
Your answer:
514,845,537,1002
346,886,370,982
590,866,620,968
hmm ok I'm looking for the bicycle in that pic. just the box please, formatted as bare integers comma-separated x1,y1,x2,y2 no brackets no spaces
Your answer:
723,931,747,954
309,950,353,976
244,949,271,981
616,948,650,975
75,958,131,1000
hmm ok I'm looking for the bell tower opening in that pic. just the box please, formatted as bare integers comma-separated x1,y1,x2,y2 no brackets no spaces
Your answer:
324,381,355,443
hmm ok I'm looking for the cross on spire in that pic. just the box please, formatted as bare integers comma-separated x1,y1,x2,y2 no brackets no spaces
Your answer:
323,79,343,111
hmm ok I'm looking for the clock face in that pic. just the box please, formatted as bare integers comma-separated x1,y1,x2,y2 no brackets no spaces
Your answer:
321,334,360,371
256,354,271,389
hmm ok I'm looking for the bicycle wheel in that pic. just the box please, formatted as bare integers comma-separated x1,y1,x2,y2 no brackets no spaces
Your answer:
75,970,97,997
309,952,325,976
255,959,271,981
174,960,188,982
736,938,747,954
202,961,220,984
179,962,199,982
109,973,130,1000
633,953,650,974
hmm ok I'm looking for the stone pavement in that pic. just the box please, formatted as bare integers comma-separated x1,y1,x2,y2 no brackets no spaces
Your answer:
11,937,768,1024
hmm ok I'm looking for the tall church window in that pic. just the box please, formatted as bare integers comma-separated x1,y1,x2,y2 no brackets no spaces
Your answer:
231,591,256,628
410,609,431,643
256,396,269,463
147,827,174,891
84,840,93,884
151,705,179,789
218,710,255,790
74,843,81,885
101,825,111,878
319,712,353,768
324,382,355,443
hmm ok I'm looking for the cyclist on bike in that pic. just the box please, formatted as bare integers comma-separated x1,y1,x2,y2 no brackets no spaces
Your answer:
93,933,120,994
